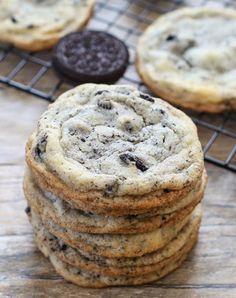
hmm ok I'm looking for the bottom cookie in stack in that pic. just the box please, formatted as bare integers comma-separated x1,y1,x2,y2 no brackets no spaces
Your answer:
25,202,202,288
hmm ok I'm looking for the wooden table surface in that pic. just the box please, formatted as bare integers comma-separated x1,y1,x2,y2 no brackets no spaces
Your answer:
0,84,236,298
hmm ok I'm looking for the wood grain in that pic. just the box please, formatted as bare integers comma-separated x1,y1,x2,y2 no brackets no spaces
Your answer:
0,84,236,297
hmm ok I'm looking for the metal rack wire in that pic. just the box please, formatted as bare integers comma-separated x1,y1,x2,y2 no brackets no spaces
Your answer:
0,0,235,172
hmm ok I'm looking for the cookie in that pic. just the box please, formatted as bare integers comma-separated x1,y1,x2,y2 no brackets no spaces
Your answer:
0,0,95,51
29,205,202,277
28,201,199,258
53,31,129,83
48,246,192,288
28,208,201,288
136,7,236,113
24,170,206,234
26,84,204,216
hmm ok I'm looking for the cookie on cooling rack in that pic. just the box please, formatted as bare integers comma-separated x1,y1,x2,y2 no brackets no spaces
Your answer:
136,7,236,113
52,31,129,83
0,0,95,51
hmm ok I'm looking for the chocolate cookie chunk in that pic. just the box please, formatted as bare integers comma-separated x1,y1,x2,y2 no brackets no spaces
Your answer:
53,30,129,83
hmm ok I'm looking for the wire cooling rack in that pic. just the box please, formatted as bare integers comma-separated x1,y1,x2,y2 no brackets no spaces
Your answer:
0,0,235,172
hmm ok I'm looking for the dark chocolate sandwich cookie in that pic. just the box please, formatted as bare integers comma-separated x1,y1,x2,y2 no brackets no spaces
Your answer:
53,30,129,83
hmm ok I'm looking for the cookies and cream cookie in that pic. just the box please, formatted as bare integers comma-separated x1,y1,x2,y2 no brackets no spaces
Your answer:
136,7,236,113
24,172,205,234
26,84,204,215
0,0,95,51
29,205,202,277
24,171,206,234
28,202,194,258
28,205,202,287
38,235,196,287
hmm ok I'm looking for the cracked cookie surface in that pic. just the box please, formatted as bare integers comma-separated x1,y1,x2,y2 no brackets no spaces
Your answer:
137,7,236,113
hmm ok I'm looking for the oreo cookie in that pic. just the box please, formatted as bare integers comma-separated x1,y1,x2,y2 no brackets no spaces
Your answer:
53,30,129,83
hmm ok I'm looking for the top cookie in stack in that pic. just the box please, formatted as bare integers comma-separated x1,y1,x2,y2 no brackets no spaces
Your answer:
26,84,204,215
24,84,207,287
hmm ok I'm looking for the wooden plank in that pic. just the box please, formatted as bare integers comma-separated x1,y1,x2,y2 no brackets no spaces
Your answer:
0,165,24,203
1,283,236,298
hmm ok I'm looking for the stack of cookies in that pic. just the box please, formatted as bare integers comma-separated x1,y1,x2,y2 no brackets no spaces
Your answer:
24,84,207,288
